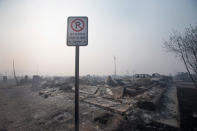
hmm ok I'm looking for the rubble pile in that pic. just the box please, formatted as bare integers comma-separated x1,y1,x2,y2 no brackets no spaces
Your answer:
35,75,167,114
105,76,117,86
93,112,124,130
36,77,73,98
39,87,62,98
29,74,173,130
75,76,166,115
136,85,166,110
80,75,105,86
134,78,151,86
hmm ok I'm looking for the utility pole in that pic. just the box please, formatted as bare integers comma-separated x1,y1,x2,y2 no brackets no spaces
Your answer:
126,70,129,76
36,64,39,76
114,56,116,78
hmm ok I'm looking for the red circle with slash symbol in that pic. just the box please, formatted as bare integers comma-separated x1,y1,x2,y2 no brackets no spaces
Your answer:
71,18,85,32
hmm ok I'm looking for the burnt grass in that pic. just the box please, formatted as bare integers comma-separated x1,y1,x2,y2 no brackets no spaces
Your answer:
177,87,197,131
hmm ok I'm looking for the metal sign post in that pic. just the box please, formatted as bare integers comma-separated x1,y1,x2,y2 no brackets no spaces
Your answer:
67,16,88,131
75,46,79,131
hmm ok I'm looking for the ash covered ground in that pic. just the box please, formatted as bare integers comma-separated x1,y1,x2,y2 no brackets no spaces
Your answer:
0,75,182,131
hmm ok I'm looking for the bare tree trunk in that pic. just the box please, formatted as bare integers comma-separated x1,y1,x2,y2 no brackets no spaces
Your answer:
13,60,19,85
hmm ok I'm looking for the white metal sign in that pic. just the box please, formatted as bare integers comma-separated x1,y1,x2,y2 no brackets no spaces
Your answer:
67,17,88,46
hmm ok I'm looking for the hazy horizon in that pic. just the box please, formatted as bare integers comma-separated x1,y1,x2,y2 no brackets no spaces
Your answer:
1,0,197,76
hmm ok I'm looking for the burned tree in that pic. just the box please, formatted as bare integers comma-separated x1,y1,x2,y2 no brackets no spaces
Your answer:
13,60,19,85
164,24,197,88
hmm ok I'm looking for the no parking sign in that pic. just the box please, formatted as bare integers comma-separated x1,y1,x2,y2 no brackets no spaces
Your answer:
66,16,88,131
67,17,88,46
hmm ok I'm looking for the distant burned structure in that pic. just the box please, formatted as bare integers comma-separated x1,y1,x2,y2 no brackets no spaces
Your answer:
0,75,8,83
152,73,161,78
19,75,29,84
134,74,151,78
3,76,7,82
33,75,40,83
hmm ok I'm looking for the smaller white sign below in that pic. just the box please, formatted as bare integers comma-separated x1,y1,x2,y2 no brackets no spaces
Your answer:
67,16,88,46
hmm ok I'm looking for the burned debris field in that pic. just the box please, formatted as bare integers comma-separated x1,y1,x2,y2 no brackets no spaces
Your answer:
1,75,195,131
1,1,197,131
